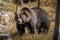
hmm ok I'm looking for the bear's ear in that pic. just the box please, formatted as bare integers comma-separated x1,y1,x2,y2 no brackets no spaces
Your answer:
14,12,18,21
14,12,18,17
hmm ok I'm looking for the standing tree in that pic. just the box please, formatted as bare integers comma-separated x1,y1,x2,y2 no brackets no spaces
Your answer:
22,0,37,3
23,0,29,3
13,0,21,13
37,0,40,8
13,0,21,5
30,0,36,2
53,0,60,40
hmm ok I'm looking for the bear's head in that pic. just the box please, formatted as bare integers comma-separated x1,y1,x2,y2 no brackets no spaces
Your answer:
15,7,31,24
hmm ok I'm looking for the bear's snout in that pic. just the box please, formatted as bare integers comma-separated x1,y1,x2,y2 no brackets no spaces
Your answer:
17,18,22,24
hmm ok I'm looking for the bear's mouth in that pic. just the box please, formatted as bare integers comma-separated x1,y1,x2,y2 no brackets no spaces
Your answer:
17,22,25,24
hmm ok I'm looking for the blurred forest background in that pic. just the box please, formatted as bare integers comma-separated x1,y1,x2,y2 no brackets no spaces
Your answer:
0,0,57,40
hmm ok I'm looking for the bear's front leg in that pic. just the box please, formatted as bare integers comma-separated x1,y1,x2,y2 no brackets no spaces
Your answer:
30,21,37,40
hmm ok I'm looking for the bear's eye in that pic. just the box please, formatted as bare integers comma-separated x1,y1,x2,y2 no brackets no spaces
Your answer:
22,12,28,17
23,12,26,15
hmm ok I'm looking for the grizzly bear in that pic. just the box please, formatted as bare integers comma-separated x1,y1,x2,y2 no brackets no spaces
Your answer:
15,7,50,36
20,7,50,34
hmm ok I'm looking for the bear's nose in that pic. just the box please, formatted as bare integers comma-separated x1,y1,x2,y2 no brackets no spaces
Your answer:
22,21,24,23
